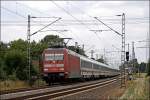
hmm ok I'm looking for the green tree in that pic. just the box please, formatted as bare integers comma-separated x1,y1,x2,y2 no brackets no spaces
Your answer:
0,42,8,58
41,35,63,47
67,46,86,56
147,59,150,76
0,57,7,80
139,62,146,73
9,39,28,52
0,42,8,80
4,50,27,80
31,41,48,60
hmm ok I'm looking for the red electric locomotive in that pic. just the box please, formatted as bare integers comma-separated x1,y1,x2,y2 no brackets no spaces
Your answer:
40,47,119,85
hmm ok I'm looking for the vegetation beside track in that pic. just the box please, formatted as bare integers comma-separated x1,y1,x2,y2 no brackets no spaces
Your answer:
0,80,29,91
0,79,46,92
120,73,150,100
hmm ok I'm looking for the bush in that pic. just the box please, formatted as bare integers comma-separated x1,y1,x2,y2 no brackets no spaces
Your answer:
0,57,7,80
8,72,17,81
4,50,28,80
147,63,150,76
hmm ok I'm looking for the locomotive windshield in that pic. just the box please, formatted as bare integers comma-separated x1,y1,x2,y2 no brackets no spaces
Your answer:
45,54,64,61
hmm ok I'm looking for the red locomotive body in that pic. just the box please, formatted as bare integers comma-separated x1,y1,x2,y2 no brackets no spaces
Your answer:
41,48,81,84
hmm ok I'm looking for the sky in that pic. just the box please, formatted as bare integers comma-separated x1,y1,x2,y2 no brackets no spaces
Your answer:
1,1,149,69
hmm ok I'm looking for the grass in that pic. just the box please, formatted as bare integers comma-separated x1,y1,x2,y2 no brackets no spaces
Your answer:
120,73,150,100
0,80,30,91
0,79,47,92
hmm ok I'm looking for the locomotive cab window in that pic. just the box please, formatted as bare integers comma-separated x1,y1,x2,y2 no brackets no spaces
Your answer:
55,54,64,60
45,53,64,61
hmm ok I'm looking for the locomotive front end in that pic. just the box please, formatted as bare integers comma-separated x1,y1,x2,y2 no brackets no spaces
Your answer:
42,48,67,84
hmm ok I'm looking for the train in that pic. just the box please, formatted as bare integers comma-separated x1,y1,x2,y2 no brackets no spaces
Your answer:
40,47,119,85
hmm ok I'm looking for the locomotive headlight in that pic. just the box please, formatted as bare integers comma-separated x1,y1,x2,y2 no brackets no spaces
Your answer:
59,68,64,71
44,68,48,71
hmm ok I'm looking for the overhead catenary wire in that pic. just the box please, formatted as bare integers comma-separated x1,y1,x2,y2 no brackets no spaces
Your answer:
94,17,122,36
50,1,98,48
1,6,65,41
1,6,26,19
1,4,118,52
14,1,120,53
16,1,89,47
51,1,102,41
30,17,61,36
2,3,88,49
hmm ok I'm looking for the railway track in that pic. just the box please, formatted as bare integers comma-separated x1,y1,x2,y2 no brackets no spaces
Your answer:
0,76,120,100
28,78,118,100
0,78,108,95
0,85,49,95
0,80,85,95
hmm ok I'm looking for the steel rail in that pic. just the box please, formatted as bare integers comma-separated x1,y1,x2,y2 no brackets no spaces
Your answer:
27,78,118,100
0,75,124,100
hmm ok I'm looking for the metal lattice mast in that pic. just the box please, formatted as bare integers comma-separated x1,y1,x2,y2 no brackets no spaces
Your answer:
94,13,126,87
27,15,31,82
27,15,61,83
121,13,126,87
132,42,135,60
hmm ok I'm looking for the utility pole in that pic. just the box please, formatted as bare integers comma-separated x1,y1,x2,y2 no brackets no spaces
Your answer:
75,42,78,48
27,15,31,82
82,44,84,51
27,15,61,84
120,13,126,87
127,43,129,54
132,42,135,60
90,50,95,59
96,54,99,60
104,48,106,64
94,13,126,88
132,41,136,77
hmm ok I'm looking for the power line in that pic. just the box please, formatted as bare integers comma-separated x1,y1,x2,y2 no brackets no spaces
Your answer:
16,1,89,47
50,1,101,49
2,19,148,24
94,17,122,36
1,6,26,19
51,1,102,42
31,17,61,36
16,2,50,16
2,3,91,52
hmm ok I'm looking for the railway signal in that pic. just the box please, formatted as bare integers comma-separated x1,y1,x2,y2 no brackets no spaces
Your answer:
126,51,129,61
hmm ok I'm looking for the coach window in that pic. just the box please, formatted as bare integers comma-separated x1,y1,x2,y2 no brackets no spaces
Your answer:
81,60,84,68
93,64,99,69
89,62,92,68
